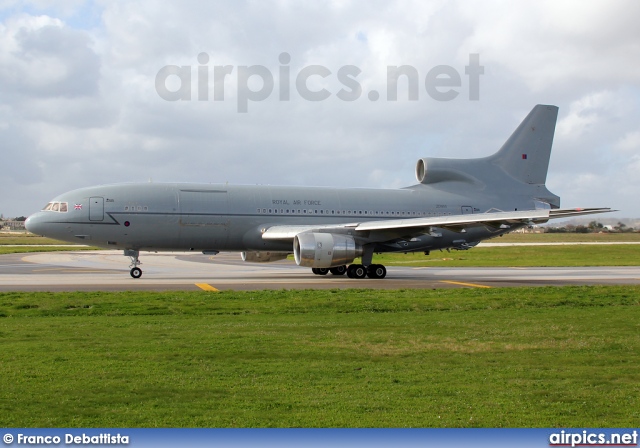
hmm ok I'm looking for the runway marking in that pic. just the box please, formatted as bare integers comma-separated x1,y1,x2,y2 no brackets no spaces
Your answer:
195,283,219,292
440,280,491,289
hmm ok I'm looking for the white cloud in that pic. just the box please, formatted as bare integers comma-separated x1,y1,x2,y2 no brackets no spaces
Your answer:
1,0,639,218
0,14,100,98
613,131,640,154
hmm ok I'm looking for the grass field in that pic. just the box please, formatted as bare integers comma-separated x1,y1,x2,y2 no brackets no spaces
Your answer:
495,232,640,243
1,287,639,427
375,244,640,267
0,232,72,245
0,232,98,254
0,246,98,255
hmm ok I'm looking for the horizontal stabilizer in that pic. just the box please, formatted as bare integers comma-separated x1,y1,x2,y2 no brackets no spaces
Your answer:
548,208,616,219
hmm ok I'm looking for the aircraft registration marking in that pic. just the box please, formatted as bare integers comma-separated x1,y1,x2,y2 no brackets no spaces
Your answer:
440,280,491,289
195,283,219,292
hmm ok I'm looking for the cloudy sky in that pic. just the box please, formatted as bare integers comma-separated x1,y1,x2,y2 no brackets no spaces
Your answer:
1,0,639,218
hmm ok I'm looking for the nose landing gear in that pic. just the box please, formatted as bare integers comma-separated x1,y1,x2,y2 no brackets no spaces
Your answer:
125,249,142,278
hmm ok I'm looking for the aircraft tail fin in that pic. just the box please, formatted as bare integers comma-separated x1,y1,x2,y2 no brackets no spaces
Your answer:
413,105,561,208
488,104,558,185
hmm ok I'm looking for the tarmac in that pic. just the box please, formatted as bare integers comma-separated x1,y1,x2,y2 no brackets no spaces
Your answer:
1,250,639,291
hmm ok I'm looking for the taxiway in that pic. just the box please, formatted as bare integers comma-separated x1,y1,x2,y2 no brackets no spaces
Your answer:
1,251,639,291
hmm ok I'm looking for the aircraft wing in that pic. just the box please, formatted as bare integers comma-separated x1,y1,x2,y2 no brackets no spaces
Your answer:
261,207,613,240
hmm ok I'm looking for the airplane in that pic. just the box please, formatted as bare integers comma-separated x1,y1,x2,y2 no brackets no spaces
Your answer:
25,105,612,279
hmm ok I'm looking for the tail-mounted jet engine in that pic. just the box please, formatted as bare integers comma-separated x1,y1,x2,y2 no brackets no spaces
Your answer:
241,251,289,263
294,233,362,268
415,157,479,185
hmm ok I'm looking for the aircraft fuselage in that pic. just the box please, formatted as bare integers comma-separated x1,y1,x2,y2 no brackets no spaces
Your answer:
25,182,519,254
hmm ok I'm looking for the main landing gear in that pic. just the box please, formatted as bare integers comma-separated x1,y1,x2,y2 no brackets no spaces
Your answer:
125,249,142,278
311,264,387,279
311,265,347,276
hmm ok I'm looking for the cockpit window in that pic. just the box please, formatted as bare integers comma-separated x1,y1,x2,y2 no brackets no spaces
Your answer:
42,202,69,213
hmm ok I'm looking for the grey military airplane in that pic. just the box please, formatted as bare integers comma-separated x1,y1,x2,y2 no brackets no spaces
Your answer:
25,105,611,279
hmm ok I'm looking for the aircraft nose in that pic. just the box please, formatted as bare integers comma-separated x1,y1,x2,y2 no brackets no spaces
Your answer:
25,213,46,235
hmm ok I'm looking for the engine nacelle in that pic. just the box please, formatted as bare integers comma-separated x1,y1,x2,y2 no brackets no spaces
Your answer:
416,157,479,185
293,232,362,268
241,251,289,263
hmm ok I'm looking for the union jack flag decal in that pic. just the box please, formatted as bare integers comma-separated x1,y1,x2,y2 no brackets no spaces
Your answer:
74,204,82,210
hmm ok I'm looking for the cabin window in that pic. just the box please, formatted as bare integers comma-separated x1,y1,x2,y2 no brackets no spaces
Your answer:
59,203,68,212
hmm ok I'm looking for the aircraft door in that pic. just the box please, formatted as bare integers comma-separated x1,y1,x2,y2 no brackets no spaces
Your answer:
461,206,473,214
89,197,104,221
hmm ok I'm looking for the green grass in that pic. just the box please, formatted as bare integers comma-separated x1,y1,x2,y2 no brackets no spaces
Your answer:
375,245,640,267
0,246,99,255
496,232,640,243
0,233,75,245
1,287,639,427
0,232,98,253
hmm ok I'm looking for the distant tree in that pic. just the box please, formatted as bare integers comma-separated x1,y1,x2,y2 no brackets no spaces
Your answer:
546,226,567,233
588,221,604,231
14,216,27,222
575,225,589,233
614,221,627,232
